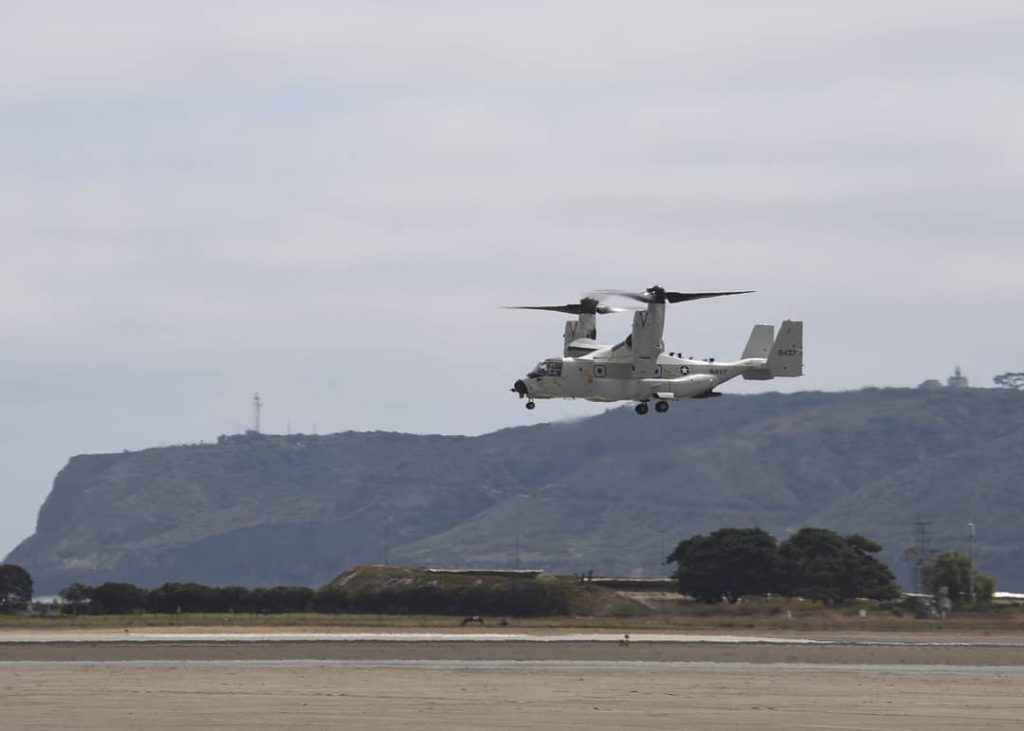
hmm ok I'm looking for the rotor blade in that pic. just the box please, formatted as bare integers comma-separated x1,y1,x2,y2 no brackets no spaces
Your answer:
589,289,654,304
502,304,636,315
665,290,755,303
503,295,636,315
592,288,755,304
507,301,589,313
503,304,586,315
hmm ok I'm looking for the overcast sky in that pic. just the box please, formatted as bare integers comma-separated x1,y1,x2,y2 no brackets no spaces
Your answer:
3,1,1023,557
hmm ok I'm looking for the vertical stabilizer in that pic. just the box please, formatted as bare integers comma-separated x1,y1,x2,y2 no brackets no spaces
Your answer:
741,324,775,359
767,320,803,376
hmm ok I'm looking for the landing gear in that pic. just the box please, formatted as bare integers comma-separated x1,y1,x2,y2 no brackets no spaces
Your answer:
525,401,536,410
655,400,670,413
634,402,649,415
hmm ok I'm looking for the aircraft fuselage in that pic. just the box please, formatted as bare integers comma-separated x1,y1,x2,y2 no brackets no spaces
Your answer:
514,352,766,403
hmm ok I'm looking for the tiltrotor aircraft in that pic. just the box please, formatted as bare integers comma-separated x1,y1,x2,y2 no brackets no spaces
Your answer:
509,285,803,414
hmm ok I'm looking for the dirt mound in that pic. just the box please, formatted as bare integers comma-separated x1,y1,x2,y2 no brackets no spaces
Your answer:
324,566,649,617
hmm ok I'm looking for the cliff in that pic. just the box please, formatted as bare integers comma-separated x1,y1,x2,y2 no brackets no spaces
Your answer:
8,388,1024,593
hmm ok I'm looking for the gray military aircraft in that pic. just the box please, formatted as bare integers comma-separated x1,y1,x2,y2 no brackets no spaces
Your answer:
510,285,803,414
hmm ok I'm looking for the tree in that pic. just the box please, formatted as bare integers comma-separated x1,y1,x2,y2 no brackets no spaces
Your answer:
149,582,201,613
146,583,253,613
248,586,314,613
90,582,148,614
58,583,93,615
993,372,1024,390
212,586,253,613
667,528,777,603
776,528,898,602
844,533,902,601
312,586,350,613
0,564,33,612
922,550,995,604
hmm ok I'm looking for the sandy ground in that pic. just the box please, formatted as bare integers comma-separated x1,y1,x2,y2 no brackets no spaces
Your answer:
3,630,1024,729
4,664,1024,729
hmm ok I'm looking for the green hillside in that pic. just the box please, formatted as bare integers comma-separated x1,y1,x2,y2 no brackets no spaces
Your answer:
8,388,1024,593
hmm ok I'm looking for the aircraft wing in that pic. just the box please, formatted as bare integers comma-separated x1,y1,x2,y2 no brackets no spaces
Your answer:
565,338,604,356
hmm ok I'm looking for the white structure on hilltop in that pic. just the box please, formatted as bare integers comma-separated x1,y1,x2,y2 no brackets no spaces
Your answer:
917,367,970,389
947,367,969,388
251,392,262,433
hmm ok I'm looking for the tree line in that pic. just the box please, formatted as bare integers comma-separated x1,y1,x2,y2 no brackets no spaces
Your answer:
667,527,993,604
2,567,568,617
54,578,571,616
58,582,325,615
2,527,997,616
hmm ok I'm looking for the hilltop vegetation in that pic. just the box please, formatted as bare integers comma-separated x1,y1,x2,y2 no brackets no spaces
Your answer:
322,566,645,616
7,388,1024,593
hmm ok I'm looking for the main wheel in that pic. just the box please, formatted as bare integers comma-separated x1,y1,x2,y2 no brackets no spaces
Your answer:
635,403,649,415
655,400,670,413
525,401,536,410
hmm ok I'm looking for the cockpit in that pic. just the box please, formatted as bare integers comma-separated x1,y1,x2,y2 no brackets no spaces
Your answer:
528,360,563,378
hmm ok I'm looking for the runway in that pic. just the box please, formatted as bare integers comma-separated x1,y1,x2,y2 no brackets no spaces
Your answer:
3,630,1024,666
5,658,1024,676
3,630,1023,729
2,630,826,643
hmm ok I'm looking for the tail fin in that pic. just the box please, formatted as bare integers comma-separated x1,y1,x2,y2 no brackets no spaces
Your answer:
741,324,774,359
767,320,803,377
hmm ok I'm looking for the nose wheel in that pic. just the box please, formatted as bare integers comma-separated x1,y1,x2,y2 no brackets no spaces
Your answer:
525,401,536,410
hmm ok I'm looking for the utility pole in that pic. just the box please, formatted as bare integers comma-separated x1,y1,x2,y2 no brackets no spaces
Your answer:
912,520,933,594
968,521,976,605
513,494,528,570
514,511,520,570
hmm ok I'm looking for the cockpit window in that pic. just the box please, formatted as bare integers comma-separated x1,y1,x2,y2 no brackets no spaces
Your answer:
528,360,562,378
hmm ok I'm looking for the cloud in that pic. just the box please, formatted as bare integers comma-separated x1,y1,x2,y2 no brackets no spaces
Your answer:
2,1,1023,554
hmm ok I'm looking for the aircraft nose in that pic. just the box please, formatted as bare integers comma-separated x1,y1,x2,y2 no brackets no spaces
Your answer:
511,379,529,398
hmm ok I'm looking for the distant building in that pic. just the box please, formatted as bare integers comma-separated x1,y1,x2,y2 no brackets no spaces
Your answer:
947,367,969,388
917,367,970,389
